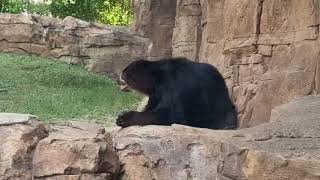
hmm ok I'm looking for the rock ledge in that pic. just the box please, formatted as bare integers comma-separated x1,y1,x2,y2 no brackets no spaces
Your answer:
114,95,320,180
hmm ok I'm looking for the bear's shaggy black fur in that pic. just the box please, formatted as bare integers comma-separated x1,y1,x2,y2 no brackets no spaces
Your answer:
116,57,238,129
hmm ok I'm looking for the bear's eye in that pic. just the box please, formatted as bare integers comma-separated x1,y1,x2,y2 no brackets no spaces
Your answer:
130,76,137,84
122,74,135,85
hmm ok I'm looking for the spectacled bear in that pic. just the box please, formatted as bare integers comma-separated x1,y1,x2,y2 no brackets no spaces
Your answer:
116,57,238,130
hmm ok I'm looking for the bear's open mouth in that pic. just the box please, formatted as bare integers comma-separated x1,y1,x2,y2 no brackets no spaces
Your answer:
117,79,131,92
120,84,131,92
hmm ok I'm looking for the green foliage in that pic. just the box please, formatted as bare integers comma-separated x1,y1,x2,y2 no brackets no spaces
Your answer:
0,0,50,15
26,2,50,16
50,0,105,22
98,0,133,25
0,53,142,124
0,0,24,14
0,0,133,25
50,0,133,25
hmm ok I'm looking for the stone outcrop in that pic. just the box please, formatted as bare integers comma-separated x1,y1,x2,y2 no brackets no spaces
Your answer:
0,114,120,180
114,95,320,180
1,96,320,179
0,13,149,77
0,113,48,180
169,0,320,127
33,121,120,179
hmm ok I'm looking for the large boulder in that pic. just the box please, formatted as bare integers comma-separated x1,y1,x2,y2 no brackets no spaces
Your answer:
33,121,120,180
0,113,121,179
0,113,48,180
114,95,320,180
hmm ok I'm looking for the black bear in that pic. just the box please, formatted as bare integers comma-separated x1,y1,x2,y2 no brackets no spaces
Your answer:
116,57,238,130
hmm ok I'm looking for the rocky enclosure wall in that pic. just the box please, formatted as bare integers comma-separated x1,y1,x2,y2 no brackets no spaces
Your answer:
1,0,320,127
0,13,149,77
167,0,320,127
196,0,320,128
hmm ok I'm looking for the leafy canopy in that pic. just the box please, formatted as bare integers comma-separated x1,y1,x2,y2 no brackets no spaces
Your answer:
0,0,133,25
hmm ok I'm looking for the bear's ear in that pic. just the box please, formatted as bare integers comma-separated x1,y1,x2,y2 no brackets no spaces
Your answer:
132,59,151,67
122,59,148,72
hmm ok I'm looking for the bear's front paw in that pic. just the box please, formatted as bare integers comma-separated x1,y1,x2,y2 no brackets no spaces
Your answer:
116,111,135,128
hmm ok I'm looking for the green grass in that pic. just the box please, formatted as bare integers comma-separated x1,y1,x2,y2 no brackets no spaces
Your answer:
0,53,142,125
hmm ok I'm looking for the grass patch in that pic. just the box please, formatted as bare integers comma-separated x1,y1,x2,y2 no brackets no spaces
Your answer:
0,53,142,125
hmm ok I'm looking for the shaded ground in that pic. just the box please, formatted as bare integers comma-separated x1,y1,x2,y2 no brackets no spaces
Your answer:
0,53,141,125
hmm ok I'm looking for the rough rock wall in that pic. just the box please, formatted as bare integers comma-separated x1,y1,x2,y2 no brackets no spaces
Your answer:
172,0,320,127
172,0,202,60
0,114,120,180
133,0,177,59
2,96,320,180
0,13,149,77
0,114,48,180
115,95,320,180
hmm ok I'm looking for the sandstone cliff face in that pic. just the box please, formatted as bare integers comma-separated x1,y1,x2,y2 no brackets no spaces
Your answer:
133,0,177,59
199,0,320,127
166,0,320,127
